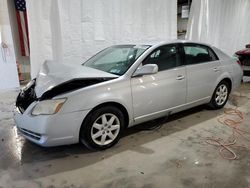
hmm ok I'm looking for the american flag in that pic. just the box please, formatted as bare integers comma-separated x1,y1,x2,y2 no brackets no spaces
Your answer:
14,0,29,56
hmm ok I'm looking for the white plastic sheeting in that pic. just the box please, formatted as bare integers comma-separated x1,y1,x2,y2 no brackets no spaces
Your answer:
26,0,177,78
186,0,250,56
0,0,19,90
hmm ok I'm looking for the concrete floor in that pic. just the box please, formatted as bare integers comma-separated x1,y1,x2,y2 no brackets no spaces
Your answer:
0,78,250,188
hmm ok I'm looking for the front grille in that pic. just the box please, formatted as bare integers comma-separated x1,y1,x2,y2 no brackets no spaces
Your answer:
19,127,41,140
16,80,37,113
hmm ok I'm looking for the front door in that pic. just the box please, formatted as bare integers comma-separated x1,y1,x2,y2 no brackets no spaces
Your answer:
131,44,186,123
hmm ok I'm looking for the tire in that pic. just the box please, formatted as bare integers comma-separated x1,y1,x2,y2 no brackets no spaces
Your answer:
208,81,230,109
80,106,125,150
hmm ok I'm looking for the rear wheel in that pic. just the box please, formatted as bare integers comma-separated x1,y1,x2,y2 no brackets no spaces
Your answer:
80,106,125,150
208,81,230,109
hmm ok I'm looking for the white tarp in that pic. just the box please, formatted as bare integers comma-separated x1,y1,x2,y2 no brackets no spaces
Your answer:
26,0,177,78
0,0,20,90
186,0,250,56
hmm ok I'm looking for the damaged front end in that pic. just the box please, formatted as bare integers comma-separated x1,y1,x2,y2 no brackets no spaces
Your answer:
40,78,112,100
16,78,113,113
16,79,37,113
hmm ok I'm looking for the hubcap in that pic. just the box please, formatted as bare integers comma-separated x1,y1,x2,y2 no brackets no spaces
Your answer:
91,113,120,146
215,84,228,106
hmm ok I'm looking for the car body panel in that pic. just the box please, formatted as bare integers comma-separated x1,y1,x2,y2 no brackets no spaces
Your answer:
13,105,90,146
186,60,222,103
131,66,186,123
56,77,134,125
14,40,243,147
35,60,118,98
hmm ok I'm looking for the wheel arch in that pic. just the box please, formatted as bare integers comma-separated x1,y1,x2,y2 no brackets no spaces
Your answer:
214,72,233,94
219,77,232,93
208,77,232,109
80,101,130,133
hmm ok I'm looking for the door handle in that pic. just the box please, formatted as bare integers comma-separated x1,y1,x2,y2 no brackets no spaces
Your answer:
176,75,185,80
213,67,220,72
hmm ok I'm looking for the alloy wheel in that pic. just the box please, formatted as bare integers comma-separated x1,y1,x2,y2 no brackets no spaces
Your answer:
215,84,228,106
91,113,120,146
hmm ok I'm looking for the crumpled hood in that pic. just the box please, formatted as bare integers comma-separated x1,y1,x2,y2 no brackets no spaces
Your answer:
35,60,118,98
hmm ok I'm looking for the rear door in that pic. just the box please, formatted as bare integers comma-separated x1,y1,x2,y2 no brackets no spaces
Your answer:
131,44,187,122
182,43,221,103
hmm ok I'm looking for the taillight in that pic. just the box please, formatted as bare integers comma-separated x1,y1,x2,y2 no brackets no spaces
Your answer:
236,60,242,67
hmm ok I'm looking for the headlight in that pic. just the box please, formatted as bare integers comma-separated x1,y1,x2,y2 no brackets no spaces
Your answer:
31,98,66,116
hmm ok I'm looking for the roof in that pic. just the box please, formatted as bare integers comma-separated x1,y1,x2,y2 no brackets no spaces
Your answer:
113,40,214,50
132,39,213,48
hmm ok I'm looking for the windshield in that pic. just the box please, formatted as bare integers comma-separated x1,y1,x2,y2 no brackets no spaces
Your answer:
83,45,150,75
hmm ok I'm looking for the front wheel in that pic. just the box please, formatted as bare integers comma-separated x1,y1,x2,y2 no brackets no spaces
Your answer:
208,81,230,109
80,106,125,150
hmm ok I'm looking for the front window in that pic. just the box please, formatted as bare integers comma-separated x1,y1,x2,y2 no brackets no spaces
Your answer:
142,44,181,71
83,45,150,75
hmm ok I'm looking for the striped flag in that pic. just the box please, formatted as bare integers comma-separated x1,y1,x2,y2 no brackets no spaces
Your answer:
14,0,30,56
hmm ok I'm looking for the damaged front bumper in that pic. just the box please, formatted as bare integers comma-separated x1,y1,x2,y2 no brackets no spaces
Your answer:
14,80,91,147
13,103,90,147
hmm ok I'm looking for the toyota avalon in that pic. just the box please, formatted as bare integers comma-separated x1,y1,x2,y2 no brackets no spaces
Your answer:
14,40,243,150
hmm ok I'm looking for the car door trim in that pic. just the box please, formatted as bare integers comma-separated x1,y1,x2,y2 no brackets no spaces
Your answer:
134,96,210,121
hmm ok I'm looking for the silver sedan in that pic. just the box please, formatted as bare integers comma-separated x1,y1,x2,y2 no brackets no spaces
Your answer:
14,40,243,150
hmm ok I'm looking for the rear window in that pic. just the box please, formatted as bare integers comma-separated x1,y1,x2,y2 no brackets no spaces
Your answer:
184,45,218,65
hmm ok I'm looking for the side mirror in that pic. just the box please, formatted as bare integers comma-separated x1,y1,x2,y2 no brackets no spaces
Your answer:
246,44,250,48
133,64,158,77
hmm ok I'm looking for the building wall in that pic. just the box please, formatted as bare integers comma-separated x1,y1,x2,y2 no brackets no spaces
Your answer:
186,0,250,56
26,0,177,78
0,0,19,90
